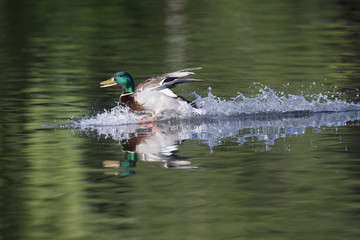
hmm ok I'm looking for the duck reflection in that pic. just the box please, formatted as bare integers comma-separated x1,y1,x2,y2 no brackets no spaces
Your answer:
80,111,360,176
102,123,198,176
103,152,137,176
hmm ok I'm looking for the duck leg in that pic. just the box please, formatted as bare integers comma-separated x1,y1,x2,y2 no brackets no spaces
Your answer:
136,114,159,122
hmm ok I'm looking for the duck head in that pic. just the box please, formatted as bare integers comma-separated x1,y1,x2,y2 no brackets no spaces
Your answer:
100,72,135,94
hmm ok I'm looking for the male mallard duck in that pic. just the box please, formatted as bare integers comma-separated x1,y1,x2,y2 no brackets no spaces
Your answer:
100,67,202,122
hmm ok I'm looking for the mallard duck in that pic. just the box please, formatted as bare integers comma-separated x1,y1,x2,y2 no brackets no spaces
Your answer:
100,67,203,122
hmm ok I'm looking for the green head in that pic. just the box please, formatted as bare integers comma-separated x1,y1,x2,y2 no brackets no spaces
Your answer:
100,72,135,94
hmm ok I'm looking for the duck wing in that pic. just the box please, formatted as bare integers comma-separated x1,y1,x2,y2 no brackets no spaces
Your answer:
135,67,203,92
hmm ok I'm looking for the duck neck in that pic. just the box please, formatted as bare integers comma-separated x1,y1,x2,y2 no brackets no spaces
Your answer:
122,80,135,94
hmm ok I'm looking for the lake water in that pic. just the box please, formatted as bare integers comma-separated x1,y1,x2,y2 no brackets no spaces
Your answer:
1,0,360,239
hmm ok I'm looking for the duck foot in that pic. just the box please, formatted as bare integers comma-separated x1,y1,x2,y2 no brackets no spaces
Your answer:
136,114,159,123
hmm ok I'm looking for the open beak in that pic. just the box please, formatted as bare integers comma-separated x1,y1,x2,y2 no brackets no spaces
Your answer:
100,77,117,88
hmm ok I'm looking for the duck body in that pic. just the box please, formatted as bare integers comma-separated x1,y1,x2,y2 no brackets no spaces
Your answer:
101,67,202,119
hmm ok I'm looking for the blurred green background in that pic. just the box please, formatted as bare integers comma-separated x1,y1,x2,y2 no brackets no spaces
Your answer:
1,0,360,239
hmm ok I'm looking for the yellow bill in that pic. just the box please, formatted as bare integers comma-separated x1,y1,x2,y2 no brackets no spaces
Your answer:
100,77,117,88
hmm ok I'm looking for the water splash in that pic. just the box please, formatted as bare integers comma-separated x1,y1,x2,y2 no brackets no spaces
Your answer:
65,86,360,162
79,106,145,126
79,86,360,126
79,111,360,154
192,86,360,116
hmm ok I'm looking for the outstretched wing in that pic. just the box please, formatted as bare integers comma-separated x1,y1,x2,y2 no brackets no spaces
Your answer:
135,67,203,92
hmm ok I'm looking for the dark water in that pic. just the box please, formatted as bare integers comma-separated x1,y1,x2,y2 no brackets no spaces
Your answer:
1,0,360,239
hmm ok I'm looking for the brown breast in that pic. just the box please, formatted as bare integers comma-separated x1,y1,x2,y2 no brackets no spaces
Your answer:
119,94,147,112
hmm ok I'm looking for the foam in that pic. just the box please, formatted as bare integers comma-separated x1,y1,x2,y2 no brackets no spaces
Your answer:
78,86,360,127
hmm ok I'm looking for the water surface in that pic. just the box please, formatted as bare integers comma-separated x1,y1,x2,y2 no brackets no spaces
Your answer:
1,0,360,240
